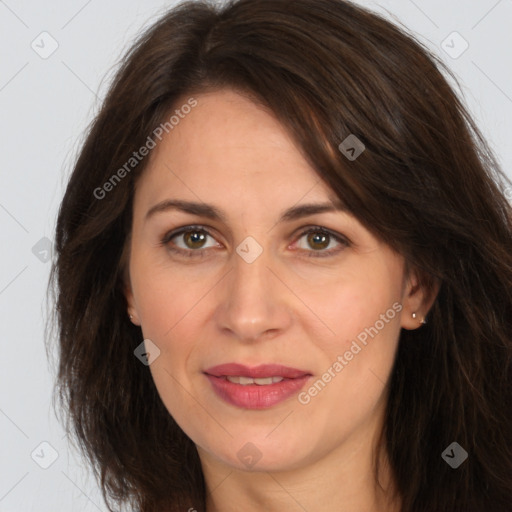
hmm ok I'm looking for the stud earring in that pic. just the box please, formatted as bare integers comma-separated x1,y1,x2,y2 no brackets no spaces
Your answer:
129,314,133,321
412,312,427,325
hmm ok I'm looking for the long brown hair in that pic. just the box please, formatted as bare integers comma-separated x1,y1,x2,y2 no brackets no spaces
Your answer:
47,0,512,510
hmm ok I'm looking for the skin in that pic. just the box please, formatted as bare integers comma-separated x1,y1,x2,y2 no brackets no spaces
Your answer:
124,88,436,512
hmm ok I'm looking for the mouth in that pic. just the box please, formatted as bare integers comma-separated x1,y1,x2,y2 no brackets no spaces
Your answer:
203,363,312,409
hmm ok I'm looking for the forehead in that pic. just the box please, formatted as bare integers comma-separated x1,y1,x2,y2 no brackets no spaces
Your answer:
136,89,339,212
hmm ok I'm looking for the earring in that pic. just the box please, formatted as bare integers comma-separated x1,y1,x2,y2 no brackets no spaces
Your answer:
413,312,427,325
129,314,133,321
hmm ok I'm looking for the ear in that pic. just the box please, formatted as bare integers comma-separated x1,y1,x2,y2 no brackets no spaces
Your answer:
124,281,141,326
120,239,141,326
400,265,440,331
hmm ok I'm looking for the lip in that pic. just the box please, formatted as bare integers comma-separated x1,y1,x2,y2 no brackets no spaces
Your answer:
204,363,312,409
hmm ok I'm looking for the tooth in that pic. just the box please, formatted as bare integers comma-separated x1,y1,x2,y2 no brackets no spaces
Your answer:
225,375,286,385
254,377,273,385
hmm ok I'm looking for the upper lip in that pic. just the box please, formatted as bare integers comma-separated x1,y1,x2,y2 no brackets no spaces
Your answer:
204,363,311,379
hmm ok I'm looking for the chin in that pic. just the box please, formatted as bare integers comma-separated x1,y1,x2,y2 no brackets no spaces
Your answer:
202,434,313,473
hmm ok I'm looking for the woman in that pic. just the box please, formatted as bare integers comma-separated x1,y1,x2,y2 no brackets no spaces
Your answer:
48,0,512,510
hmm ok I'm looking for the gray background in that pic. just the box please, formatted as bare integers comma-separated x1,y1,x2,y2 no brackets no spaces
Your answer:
1,0,511,510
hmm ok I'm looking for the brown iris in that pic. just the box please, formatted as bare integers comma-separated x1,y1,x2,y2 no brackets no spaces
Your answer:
183,230,207,249
307,231,329,251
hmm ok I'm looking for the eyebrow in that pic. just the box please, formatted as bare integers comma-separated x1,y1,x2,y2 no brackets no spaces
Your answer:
145,198,347,224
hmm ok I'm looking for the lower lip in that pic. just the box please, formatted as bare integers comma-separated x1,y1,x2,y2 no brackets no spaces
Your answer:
205,374,311,409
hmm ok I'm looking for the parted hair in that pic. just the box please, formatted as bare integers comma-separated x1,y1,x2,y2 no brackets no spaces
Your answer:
47,0,512,510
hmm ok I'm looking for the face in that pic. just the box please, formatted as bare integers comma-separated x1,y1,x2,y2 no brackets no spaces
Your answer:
125,88,426,473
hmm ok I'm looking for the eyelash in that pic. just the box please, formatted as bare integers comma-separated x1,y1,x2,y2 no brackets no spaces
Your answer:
159,225,350,259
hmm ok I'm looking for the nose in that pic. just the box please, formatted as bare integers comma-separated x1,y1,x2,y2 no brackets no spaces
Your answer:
215,243,292,343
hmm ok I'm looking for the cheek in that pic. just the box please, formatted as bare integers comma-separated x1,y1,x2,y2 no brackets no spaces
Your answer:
323,287,402,394
305,264,403,354
133,258,206,341
299,290,402,443
132,260,217,409
133,269,207,426
320,293,402,392
302,262,403,419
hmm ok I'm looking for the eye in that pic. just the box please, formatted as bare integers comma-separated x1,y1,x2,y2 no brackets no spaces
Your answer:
293,226,349,257
160,225,220,257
